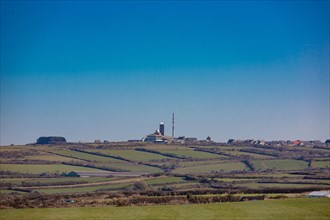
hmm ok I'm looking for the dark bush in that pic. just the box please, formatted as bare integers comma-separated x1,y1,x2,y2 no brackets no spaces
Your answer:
133,181,148,191
36,136,66,145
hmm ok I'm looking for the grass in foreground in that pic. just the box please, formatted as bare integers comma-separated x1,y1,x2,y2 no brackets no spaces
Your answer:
0,198,329,220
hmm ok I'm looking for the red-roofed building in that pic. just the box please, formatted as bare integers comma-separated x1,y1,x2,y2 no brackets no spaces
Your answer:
292,140,302,146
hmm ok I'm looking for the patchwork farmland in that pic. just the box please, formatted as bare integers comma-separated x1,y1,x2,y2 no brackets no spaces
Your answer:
0,142,329,211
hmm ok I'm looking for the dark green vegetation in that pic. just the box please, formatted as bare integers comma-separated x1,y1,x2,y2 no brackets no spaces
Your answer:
1,198,329,220
36,136,66,145
0,142,329,209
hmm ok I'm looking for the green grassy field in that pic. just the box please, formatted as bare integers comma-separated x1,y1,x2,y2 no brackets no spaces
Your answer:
0,146,32,151
236,182,329,189
34,183,132,194
287,146,330,152
158,149,226,159
0,164,106,174
173,161,249,174
1,144,329,196
43,149,124,163
6,146,164,173
312,160,330,168
1,198,329,220
0,177,118,186
88,149,173,162
251,159,308,171
144,176,186,185
212,146,252,150
216,178,256,182
25,154,83,163
215,177,330,185
94,162,163,173
140,145,192,150
177,160,231,167
223,150,276,159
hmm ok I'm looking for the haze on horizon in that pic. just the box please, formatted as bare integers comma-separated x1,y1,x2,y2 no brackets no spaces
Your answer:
0,1,329,145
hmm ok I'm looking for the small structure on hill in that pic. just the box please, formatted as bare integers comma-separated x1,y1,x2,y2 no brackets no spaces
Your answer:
36,136,66,144
143,129,172,143
143,122,173,143
307,191,330,198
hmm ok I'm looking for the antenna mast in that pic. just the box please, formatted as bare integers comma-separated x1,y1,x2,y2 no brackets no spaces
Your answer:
172,113,175,138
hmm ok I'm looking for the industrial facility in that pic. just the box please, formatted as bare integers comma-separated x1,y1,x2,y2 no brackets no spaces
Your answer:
143,114,175,143
143,122,173,143
142,114,206,144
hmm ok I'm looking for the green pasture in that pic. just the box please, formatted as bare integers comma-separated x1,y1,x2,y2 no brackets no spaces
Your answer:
235,182,329,189
158,149,225,159
312,160,330,168
0,164,106,174
172,161,249,174
251,159,308,171
25,154,83,163
178,160,231,167
224,150,276,159
277,179,330,185
207,146,251,150
0,177,118,187
314,158,330,161
88,149,173,162
144,177,185,185
216,178,256,182
231,172,307,178
216,177,330,185
0,146,31,151
1,198,329,220
95,162,163,173
140,145,192,150
287,146,330,152
42,149,124,163
34,183,132,194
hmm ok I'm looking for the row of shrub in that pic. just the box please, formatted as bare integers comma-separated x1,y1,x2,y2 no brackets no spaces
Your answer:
0,192,267,209
242,160,255,171
3,182,326,209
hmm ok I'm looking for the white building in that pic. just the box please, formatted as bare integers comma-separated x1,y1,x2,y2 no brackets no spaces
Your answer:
143,130,172,143
307,191,330,198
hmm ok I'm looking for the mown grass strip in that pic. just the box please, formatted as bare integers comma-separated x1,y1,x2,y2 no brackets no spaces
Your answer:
1,198,329,220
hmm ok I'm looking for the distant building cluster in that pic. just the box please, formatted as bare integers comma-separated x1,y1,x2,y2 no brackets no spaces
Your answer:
142,119,213,144
35,113,330,147
227,139,330,147
139,115,330,147
140,120,330,148
142,122,173,143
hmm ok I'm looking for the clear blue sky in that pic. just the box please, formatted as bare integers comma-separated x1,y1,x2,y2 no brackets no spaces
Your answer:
1,0,329,145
